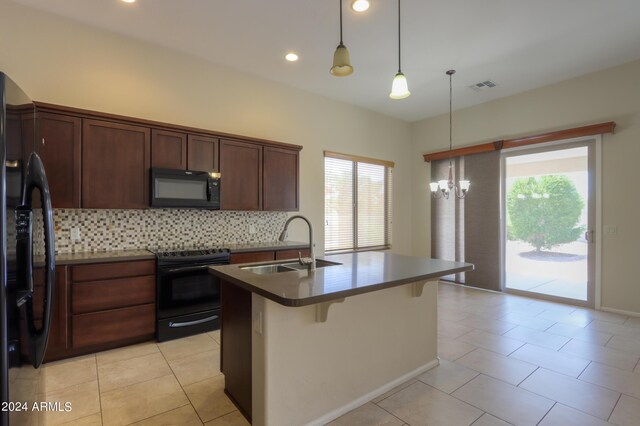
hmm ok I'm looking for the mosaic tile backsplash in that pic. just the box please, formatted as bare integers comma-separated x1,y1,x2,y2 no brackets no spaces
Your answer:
33,209,289,254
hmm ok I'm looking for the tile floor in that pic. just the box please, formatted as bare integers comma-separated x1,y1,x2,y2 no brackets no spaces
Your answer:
9,330,246,426
331,283,640,426
9,282,640,425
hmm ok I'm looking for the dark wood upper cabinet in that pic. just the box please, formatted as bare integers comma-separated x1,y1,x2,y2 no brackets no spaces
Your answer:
187,134,219,172
82,119,150,209
35,113,82,208
220,139,263,211
5,112,23,162
151,129,187,170
263,147,299,211
31,102,302,211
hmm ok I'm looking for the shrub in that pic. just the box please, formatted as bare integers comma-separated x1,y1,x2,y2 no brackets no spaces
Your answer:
507,175,584,251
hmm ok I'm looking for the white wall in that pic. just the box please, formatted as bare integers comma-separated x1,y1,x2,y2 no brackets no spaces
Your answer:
411,59,640,314
0,0,413,255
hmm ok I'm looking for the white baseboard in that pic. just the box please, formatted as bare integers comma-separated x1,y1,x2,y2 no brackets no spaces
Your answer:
600,306,640,318
307,358,440,426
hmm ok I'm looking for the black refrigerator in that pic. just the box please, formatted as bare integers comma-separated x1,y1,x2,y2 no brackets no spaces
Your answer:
1,73,56,425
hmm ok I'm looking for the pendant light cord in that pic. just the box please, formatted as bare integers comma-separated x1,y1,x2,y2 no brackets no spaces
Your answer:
398,0,402,73
449,71,453,167
339,0,344,44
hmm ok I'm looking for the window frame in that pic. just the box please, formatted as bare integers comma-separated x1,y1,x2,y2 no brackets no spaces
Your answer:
324,151,394,254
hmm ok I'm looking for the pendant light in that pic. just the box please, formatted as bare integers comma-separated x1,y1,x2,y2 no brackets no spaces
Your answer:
330,0,354,76
389,0,410,99
429,70,470,199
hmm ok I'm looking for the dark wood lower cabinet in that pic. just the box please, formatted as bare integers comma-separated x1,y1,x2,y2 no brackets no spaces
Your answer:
275,249,311,260
20,266,70,363
72,304,155,349
221,280,253,421
71,275,155,314
230,251,275,264
22,260,157,363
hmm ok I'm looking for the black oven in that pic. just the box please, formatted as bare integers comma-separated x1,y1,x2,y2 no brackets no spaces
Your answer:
151,167,220,209
156,249,230,342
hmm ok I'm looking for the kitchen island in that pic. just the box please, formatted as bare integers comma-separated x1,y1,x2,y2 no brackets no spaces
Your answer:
210,252,473,426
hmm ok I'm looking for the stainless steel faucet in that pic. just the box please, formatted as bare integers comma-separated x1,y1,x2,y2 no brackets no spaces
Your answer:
278,215,316,271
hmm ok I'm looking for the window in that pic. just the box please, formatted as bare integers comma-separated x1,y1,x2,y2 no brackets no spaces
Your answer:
324,151,393,253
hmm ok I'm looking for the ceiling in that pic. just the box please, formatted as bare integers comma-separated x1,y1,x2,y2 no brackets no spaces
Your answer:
13,0,640,122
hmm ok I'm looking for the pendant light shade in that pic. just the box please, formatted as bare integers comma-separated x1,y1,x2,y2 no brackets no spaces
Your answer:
331,43,353,76
390,72,410,99
389,0,410,99
330,0,353,77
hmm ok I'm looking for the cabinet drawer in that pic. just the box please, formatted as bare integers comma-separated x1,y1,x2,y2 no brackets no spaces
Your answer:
72,304,155,349
275,249,311,260
230,251,275,264
72,275,155,314
72,260,155,282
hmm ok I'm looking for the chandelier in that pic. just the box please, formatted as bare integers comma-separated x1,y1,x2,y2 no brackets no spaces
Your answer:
430,70,470,199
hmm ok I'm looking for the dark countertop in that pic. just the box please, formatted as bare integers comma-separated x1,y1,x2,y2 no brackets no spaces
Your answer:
38,249,156,266
37,241,309,266
209,251,474,307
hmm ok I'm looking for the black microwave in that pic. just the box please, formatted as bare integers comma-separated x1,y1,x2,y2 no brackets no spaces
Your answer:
151,168,220,209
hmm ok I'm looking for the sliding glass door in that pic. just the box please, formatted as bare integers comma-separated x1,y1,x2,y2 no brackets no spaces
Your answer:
502,140,596,306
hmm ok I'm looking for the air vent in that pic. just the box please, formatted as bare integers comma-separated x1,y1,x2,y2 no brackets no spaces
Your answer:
468,80,497,92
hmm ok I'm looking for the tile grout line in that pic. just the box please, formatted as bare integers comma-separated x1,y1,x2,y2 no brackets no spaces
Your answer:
516,366,539,387
576,360,592,379
94,354,105,426
372,393,413,425
607,392,623,422
556,337,572,351
96,343,162,367
535,402,556,426
516,366,623,422
156,346,207,425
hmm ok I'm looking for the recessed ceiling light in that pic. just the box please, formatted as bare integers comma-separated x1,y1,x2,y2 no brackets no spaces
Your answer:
285,52,299,62
351,0,370,12
121,0,136,3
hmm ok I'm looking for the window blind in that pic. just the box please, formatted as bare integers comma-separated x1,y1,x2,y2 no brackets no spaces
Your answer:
324,157,354,252
431,151,501,290
325,152,393,253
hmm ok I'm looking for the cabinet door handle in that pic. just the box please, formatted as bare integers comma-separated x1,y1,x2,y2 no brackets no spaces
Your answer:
42,138,45,146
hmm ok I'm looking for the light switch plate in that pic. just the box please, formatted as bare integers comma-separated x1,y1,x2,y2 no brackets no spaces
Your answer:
605,226,618,235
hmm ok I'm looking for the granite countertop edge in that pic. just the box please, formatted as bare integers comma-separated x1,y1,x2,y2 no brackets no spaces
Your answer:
40,241,309,266
209,253,474,307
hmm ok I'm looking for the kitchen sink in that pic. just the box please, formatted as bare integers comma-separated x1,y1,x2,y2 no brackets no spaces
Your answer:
240,264,297,274
281,260,342,270
240,259,342,275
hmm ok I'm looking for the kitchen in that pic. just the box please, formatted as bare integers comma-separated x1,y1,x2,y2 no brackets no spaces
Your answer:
2,0,640,426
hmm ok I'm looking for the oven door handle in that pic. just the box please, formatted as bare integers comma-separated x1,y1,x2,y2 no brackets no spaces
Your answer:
163,265,218,273
169,315,219,328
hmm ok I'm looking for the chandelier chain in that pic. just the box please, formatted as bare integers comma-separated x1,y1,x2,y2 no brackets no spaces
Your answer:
449,70,453,166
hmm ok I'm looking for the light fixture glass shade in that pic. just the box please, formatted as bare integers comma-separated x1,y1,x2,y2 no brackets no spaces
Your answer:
330,44,353,76
438,180,449,190
351,0,370,12
389,72,410,99
459,180,470,192
429,182,439,193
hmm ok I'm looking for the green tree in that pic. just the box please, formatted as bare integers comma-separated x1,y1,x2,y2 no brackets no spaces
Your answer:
507,175,584,251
